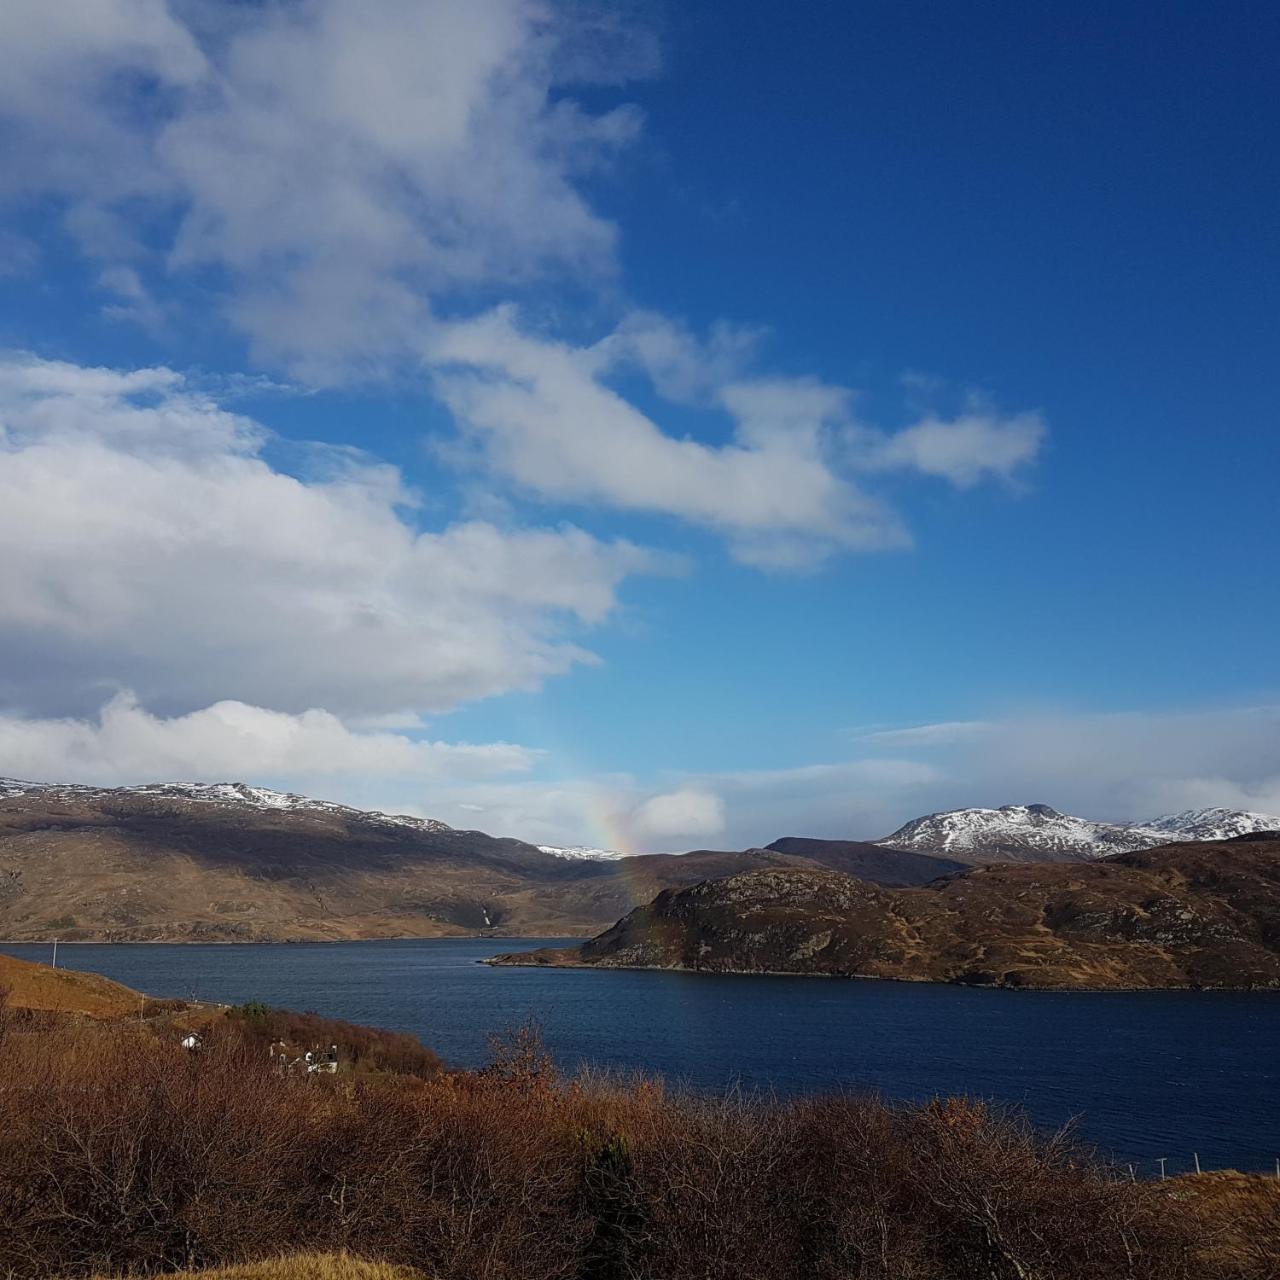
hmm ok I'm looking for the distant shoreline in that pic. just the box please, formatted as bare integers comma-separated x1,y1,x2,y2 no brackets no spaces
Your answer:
484,953,1280,993
0,933,586,947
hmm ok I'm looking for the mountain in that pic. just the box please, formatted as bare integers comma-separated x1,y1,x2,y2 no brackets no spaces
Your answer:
874,802,1280,862
0,777,457,833
762,836,969,885
494,836,1280,990
0,779,956,941
1143,807,1280,841
537,844,627,862
0,777,603,941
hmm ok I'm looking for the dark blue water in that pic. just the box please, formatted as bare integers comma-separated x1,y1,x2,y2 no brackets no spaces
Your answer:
6,938,1277,1175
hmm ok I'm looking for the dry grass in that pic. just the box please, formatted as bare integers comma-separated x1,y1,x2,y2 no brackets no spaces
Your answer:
1162,1172,1280,1274
88,1253,424,1279
0,952,154,1019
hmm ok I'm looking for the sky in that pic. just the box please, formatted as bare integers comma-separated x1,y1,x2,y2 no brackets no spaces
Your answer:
0,0,1277,851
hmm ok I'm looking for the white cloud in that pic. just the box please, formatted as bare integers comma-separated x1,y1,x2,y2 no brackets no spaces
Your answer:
861,411,1046,488
424,758,940,852
0,351,655,719
950,705,1280,820
431,307,908,567
854,720,994,748
409,705,1280,850
429,307,1050,568
0,691,533,788
0,2,1047,572
589,310,763,405
0,0,647,378
629,788,725,840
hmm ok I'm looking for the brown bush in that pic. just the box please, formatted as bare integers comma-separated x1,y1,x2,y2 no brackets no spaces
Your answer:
0,1018,1257,1280
217,1003,443,1079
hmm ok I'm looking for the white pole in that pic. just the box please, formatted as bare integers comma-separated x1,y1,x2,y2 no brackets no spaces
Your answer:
51,938,57,969
1193,1152,1201,1175
1157,1157,1167,1180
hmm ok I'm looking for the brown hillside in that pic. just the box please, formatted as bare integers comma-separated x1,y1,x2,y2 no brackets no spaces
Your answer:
0,950,151,1018
496,837,1280,989
0,789,956,941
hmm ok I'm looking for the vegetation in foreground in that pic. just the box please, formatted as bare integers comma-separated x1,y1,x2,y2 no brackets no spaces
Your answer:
89,1256,424,1280
1,994,1278,1280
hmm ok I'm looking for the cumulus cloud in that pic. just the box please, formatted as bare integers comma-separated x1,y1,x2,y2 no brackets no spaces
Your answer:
425,758,939,852
429,307,1049,567
589,310,764,405
431,308,908,567
629,788,725,840
0,2,1047,572
860,411,1046,488
0,692,534,788
0,0,647,377
0,350,655,720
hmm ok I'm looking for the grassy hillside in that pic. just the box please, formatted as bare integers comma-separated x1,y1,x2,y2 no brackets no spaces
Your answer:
0,950,153,1018
0,788,960,942
498,836,1280,989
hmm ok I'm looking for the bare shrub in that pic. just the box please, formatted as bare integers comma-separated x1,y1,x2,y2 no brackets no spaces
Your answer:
0,1019,1253,1280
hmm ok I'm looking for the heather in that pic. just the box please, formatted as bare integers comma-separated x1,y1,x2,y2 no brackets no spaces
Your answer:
2,1004,1275,1280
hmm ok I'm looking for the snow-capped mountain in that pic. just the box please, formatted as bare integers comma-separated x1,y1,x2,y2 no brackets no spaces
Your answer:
1141,807,1280,841
876,802,1280,863
876,804,1163,861
0,777,631,857
0,777,453,835
537,844,628,862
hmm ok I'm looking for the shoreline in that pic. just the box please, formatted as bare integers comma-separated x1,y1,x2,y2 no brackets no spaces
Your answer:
483,954,1280,993
0,932,590,946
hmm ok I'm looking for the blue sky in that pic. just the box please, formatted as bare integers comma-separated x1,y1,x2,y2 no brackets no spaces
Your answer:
0,1,1276,849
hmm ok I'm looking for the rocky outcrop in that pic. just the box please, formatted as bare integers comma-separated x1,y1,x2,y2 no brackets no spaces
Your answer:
494,837,1280,990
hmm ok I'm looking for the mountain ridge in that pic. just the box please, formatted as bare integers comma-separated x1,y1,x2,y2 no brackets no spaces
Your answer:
875,801,1280,862
0,779,960,941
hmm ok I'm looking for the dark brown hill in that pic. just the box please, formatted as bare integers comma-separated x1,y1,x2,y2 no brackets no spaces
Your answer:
494,837,1280,990
763,836,968,884
0,789,955,941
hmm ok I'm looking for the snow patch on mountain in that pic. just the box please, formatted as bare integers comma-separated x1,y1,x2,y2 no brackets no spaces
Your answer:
538,844,628,862
0,777,454,834
1143,807,1280,841
877,803,1171,860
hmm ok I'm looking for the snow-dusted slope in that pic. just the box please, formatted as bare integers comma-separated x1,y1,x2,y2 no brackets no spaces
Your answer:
0,777,453,835
537,844,628,862
0,777,634,856
878,802,1280,862
879,803,1177,862
1143,807,1280,841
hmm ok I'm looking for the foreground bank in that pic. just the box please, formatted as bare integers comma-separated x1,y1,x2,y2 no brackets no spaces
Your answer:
2,973,1278,1279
